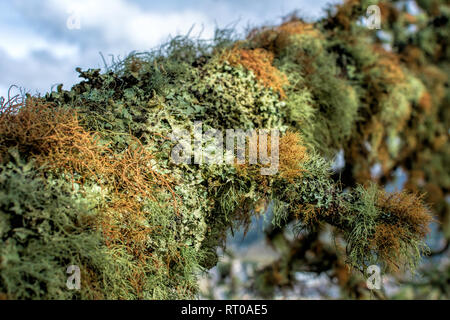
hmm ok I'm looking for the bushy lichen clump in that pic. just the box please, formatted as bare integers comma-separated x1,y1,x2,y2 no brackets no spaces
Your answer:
0,0,445,299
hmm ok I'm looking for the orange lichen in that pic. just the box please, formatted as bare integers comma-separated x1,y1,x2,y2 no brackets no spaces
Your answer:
401,45,424,67
0,99,110,184
334,262,351,287
403,13,417,24
372,45,405,84
81,266,106,300
377,189,432,238
226,47,288,98
278,131,308,181
378,2,399,25
373,189,433,270
421,65,447,102
247,20,321,54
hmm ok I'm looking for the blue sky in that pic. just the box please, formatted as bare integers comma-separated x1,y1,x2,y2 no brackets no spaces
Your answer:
0,0,341,98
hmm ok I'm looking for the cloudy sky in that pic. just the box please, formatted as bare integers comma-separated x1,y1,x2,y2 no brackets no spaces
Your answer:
0,0,341,98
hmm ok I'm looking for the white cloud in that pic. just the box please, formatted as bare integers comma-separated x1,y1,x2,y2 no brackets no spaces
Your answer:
48,0,216,50
0,27,78,60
